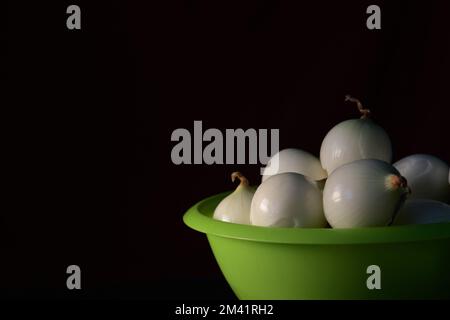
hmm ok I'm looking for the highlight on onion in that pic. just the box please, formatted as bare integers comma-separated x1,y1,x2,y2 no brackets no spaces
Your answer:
250,172,326,228
323,159,410,228
393,199,450,225
213,172,255,225
320,95,392,175
261,148,327,184
393,154,450,203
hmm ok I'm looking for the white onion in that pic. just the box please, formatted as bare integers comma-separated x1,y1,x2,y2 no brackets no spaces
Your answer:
320,96,392,175
393,199,450,225
262,148,327,183
250,172,326,227
323,159,410,228
214,172,255,224
393,154,450,203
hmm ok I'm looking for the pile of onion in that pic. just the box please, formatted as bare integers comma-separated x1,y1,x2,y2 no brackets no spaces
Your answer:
251,172,326,228
320,95,392,175
213,172,255,225
211,95,449,229
323,159,410,228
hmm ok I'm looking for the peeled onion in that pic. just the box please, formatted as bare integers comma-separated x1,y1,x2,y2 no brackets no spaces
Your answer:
320,95,392,175
262,148,327,183
251,172,326,227
213,172,255,224
393,154,450,202
323,159,410,228
393,199,450,225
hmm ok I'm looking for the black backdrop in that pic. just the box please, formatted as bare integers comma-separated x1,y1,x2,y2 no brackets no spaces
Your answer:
5,0,449,299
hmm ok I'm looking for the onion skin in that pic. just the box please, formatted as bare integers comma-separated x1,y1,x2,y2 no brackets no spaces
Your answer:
323,159,409,228
393,154,450,203
320,118,392,175
393,199,450,225
213,172,255,225
251,172,326,228
262,148,327,182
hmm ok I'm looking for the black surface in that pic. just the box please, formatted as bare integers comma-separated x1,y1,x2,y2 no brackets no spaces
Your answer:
5,0,450,299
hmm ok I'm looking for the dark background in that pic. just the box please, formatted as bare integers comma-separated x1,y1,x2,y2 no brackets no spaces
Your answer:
5,0,449,299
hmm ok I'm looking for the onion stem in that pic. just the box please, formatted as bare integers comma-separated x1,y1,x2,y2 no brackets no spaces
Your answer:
231,171,249,187
345,95,371,119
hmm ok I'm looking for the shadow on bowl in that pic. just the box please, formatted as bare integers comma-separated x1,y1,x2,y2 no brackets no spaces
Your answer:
183,192,450,300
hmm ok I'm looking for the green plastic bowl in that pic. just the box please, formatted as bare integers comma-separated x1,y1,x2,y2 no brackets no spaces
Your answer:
183,192,450,300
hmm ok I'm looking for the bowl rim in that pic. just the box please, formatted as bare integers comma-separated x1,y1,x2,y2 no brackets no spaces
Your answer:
183,191,450,245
